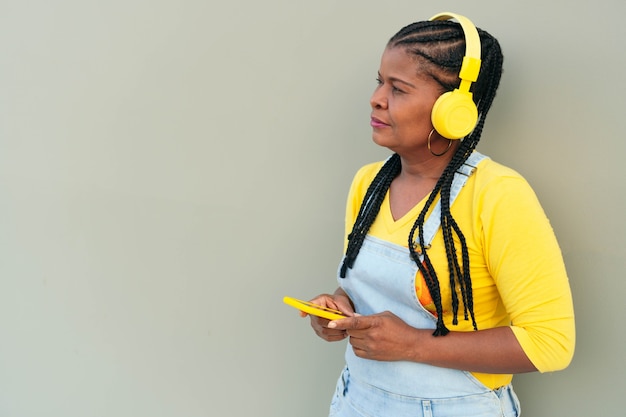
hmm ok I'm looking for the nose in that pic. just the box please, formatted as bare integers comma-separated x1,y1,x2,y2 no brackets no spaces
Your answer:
370,86,387,109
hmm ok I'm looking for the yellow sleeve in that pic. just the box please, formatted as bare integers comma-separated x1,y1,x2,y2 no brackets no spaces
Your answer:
479,173,576,372
342,159,575,374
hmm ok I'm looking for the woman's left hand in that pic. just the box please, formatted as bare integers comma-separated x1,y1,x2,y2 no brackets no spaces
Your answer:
328,311,421,362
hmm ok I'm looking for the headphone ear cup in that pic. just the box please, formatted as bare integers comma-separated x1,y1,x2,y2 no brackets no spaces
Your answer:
431,90,478,139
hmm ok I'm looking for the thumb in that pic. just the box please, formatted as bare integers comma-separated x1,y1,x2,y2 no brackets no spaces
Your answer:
327,314,365,330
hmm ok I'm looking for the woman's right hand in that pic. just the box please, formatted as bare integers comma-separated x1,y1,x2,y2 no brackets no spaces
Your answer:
303,289,355,342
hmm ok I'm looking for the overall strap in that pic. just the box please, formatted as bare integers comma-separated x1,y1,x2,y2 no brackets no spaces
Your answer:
416,151,488,257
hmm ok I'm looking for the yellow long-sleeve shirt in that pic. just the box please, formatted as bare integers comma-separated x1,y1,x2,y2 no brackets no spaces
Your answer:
344,156,575,389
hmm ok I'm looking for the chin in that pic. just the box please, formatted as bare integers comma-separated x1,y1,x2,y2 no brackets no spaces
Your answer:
371,132,386,146
372,134,395,150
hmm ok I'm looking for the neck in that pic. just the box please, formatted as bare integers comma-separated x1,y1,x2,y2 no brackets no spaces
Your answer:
397,149,456,182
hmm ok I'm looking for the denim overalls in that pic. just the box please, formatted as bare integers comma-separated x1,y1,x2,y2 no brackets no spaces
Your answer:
330,152,521,417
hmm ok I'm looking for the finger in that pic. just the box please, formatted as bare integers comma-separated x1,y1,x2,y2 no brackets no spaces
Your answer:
314,298,353,318
308,294,334,307
350,344,369,359
308,316,330,330
328,299,355,317
325,330,348,341
314,324,347,341
328,315,371,331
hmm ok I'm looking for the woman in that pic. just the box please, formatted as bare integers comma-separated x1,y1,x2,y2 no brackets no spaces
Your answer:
301,12,575,417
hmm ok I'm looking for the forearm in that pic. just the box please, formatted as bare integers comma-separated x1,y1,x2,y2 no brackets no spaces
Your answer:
410,326,537,374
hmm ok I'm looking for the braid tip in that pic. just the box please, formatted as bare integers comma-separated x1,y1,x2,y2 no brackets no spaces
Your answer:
432,323,450,337
339,262,348,278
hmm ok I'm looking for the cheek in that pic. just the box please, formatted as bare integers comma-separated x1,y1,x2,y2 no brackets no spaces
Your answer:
396,100,432,123
396,110,431,133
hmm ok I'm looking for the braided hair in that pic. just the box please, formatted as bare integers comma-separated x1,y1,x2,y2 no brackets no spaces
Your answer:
339,19,504,336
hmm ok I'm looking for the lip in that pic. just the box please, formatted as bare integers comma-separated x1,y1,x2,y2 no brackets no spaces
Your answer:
370,116,389,128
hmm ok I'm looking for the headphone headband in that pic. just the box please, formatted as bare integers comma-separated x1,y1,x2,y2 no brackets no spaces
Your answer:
429,12,481,85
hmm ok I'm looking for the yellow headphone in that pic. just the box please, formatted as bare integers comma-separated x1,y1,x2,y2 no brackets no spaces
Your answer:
429,12,482,139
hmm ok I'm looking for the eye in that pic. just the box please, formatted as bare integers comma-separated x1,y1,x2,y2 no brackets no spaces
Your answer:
376,76,406,94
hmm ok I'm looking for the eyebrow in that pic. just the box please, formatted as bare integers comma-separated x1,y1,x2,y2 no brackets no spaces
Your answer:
378,71,416,89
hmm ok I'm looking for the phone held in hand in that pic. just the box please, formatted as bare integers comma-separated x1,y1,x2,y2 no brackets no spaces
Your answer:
283,296,346,320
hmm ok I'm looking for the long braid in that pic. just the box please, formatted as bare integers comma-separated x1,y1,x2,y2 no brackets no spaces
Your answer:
402,20,503,335
340,154,401,277
341,18,503,336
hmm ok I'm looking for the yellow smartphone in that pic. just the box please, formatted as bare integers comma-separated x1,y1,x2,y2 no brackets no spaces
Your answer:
283,296,346,321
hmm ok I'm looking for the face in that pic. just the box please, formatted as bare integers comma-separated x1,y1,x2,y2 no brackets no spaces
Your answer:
370,46,444,155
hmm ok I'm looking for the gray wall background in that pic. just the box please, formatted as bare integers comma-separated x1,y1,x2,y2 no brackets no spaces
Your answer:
1,1,624,416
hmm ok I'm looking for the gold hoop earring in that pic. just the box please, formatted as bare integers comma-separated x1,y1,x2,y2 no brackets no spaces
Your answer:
428,129,452,157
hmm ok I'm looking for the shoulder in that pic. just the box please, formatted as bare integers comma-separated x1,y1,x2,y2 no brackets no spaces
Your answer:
472,157,537,200
474,157,526,183
352,160,386,184
347,160,386,197
470,156,549,224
